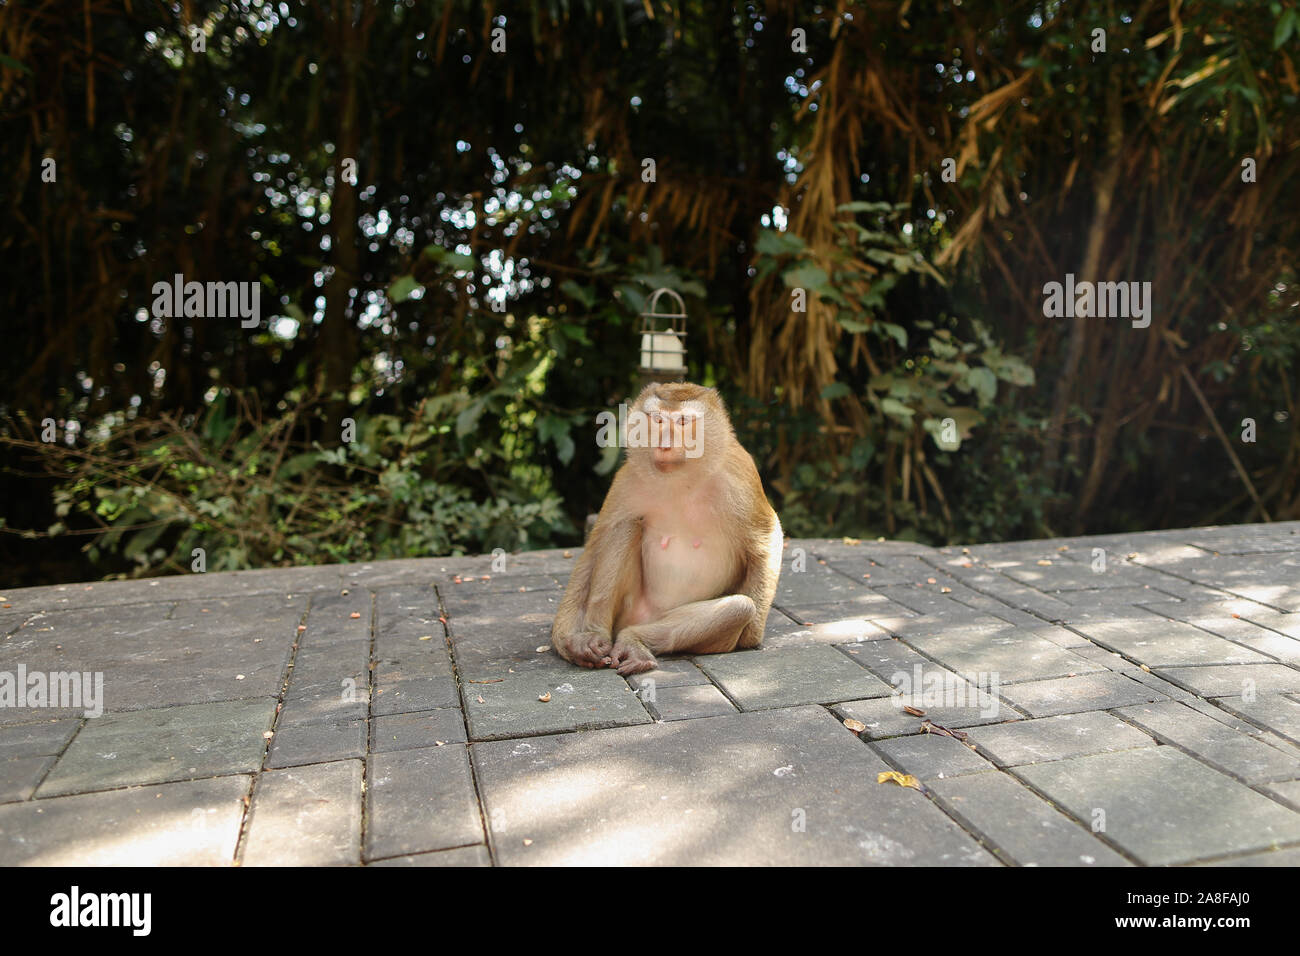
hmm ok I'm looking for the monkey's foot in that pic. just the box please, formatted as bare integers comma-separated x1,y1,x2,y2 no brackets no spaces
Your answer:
609,635,657,676
557,630,614,668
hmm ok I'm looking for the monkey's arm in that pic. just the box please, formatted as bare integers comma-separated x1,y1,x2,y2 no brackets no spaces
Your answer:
735,509,783,649
552,476,643,667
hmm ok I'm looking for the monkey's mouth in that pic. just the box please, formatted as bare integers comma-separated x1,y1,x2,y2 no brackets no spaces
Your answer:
651,445,686,471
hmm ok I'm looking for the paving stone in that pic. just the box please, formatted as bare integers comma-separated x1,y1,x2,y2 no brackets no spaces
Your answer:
904,627,1103,684
299,590,373,647
873,584,993,617
38,698,277,796
868,613,1022,641
340,559,444,591
998,672,1167,718
0,613,31,636
929,771,1132,866
644,683,737,721
1001,558,1166,592
870,733,993,781
463,664,650,740
967,713,1155,767
438,573,560,595
1072,617,1271,667
1016,746,1300,865
371,709,465,751
268,718,366,768
834,694,1011,740
810,539,937,559
1212,695,1300,747
365,745,481,860
1196,846,1300,866
473,706,997,866
1184,526,1300,555
821,556,927,588
372,675,459,715
0,719,79,760
1245,609,1300,640
783,591,917,624
372,639,454,680
1068,643,1132,669
445,592,561,672
290,643,369,688
841,640,1014,724
242,761,363,866
1055,587,1182,607
0,776,249,865
1110,665,1197,702
276,686,369,727
1116,700,1300,785
0,755,54,802
374,587,443,634
1228,633,1300,664
768,611,893,646
1260,780,1300,812
774,561,872,605
759,610,856,648
1155,664,1300,698
367,845,491,867
1,597,299,718
697,645,893,710
623,658,710,691
957,578,1074,618
1,564,341,614
1161,604,1296,646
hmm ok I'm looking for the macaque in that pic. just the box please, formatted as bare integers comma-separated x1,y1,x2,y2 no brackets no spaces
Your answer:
552,383,783,675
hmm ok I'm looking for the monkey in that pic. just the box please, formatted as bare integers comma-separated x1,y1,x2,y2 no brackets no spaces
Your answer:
551,382,783,676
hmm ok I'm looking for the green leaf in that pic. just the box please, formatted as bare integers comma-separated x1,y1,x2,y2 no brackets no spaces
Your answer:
1275,8,1297,48
820,382,852,400
966,366,998,405
278,452,322,480
456,400,486,438
754,230,807,256
836,201,896,214
560,280,596,308
877,322,908,348
879,397,915,421
929,335,959,360
595,440,622,476
422,245,476,272
387,275,421,303
537,415,575,464
782,263,831,293
987,353,1036,386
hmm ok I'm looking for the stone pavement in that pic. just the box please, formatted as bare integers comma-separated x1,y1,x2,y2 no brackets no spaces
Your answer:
2,521,1300,865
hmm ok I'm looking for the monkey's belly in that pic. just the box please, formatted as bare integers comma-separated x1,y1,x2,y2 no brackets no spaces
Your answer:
631,531,739,623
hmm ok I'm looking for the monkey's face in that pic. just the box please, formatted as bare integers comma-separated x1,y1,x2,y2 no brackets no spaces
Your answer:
638,394,707,473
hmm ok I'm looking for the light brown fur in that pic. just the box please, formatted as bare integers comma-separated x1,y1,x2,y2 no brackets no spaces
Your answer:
552,383,783,675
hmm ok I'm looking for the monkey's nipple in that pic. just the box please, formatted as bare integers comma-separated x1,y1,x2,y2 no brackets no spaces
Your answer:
660,535,672,550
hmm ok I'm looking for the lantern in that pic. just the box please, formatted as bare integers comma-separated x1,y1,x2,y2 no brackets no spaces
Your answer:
637,288,688,385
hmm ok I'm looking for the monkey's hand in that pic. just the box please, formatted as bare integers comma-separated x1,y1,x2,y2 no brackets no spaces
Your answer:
554,627,615,668
608,629,657,676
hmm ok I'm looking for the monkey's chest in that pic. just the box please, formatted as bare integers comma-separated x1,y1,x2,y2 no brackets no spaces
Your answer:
638,520,739,613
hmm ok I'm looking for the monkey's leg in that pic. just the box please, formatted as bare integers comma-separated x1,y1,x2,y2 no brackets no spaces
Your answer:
552,519,642,667
609,595,757,675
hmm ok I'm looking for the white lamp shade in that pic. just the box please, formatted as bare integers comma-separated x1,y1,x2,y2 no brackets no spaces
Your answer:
640,332,685,370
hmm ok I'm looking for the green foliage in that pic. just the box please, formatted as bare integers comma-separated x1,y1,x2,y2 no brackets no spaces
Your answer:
49,389,573,578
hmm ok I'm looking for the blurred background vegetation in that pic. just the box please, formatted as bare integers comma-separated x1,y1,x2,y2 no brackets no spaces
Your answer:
1,0,1297,586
